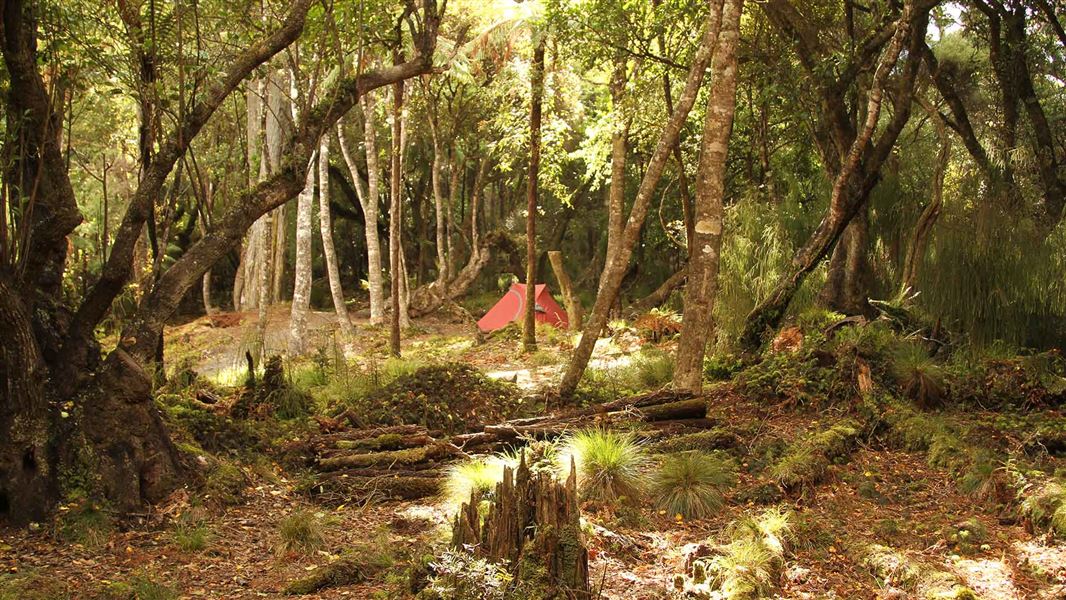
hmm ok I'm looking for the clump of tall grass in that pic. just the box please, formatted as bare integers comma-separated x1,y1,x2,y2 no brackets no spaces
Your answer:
890,342,945,409
559,429,651,504
650,452,736,519
683,507,794,599
442,455,515,509
276,509,329,556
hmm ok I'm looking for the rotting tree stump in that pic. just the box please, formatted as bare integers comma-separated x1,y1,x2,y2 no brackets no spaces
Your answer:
452,455,590,598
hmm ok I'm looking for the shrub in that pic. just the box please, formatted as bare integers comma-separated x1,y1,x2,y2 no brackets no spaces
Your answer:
276,509,328,556
650,452,735,519
203,460,248,506
417,550,514,600
631,348,675,389
1020,477,1066,538
561,429,650,504
284,538,397,595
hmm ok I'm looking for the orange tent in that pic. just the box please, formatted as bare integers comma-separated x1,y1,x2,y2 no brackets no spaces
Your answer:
477,283,569,332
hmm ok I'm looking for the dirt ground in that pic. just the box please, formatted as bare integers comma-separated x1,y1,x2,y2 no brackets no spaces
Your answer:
3,308,1066,599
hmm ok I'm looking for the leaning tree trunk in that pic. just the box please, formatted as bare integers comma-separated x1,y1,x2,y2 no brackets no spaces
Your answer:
673,0,743,393
548,251,582,330
739,2,918,352
558,1,725,398
318,134,355,337
523,36,546,353
452,457,590,598
901,102,950,294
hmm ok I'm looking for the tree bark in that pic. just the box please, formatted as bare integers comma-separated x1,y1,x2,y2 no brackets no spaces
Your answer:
338,94,385,324
523,37,546,353
673,0,743,392
901,102,950,293
604,57,629,272
389,58,406,357
558,1,725,398
289,150,316,354
319,134,354,337
548,251,582,331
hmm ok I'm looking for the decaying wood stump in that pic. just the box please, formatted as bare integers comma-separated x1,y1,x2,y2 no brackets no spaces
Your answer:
452,455,590,598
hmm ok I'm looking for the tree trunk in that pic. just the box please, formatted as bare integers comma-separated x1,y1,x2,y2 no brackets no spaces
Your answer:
430,120,449,289
548,251,582,331
319,134,354,336
523,37,546,353
338,95,385,324
673,0,743,392
289,151,316,354
604,57,629,272
901,103,950,293
389,66,405,357
821,206,870,315
558,1,725,398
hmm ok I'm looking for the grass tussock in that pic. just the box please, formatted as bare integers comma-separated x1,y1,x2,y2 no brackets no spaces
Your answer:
560,429,651,504
650,452,735,519
681,507,793,600
890,342,946,409
442,455,514,509
276,509,329,556
861,544,978,599
1019,477,1066,538
769,420,861,490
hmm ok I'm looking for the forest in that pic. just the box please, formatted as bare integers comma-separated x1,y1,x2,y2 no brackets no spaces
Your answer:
1,0,1065,597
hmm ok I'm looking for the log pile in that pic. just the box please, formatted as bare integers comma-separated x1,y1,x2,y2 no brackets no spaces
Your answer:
300,390,709,504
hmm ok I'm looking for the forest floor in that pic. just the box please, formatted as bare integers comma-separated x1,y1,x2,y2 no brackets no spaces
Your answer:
3,306,1066,599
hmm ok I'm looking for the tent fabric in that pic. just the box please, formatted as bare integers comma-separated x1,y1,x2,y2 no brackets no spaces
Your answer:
477,283,569,332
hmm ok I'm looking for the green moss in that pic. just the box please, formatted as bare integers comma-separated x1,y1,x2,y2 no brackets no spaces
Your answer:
0,571,71,600
648,428,743,454
769,420,861,489
203,460,247,506
685,508,793,600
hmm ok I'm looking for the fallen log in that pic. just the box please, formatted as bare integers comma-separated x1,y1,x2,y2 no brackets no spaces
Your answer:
637,398,706,421
311,474,443,501
317,444,455,471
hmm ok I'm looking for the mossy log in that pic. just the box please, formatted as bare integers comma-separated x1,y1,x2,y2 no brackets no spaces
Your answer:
649,428,742,453
284,551,390,594
637,398,707,421
311,474,443,501
452,456,590,598
317,443,455,471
